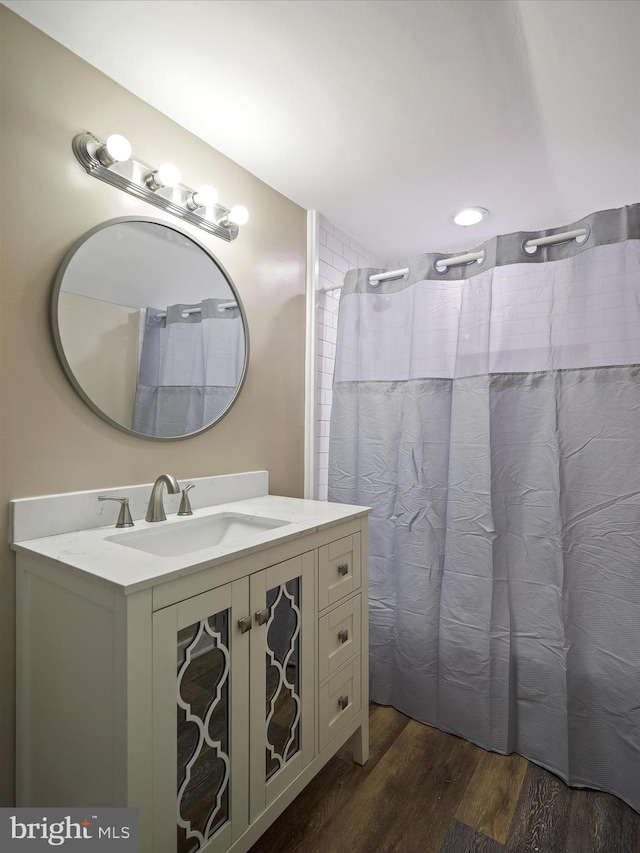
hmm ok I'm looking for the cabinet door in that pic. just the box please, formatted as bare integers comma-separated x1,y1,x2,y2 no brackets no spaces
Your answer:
249,552,315,821
152,578,250,853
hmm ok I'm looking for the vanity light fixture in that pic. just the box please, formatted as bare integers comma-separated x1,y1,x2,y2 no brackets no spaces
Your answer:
453,207,488,226
72,131,248,241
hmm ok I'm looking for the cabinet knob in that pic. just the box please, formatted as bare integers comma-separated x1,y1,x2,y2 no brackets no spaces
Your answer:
338,629,349,643
337,563,349,576
237,616,252,634
255,608,270,626
338,695,349,711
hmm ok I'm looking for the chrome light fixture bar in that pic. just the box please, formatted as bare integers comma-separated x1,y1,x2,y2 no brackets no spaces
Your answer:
72,132,248,242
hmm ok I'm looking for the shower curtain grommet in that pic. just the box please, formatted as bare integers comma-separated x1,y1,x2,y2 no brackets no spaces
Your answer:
575,223,591,244
432,256,450,275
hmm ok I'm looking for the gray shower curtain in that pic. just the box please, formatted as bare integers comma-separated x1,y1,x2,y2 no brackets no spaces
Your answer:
133,298,244,437
329,205,640,811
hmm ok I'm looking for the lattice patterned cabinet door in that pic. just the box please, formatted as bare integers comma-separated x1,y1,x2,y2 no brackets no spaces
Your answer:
249,552,316,820
153,578,250,853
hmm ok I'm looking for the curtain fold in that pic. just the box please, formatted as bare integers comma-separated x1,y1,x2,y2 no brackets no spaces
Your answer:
329,205,640,811
132,298,244,437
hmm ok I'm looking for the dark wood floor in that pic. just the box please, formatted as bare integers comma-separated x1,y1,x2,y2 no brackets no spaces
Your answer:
250,704,640,853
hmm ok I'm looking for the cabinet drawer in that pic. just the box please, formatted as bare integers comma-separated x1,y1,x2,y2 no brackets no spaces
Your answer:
318,656,361,752
318,595,361,683
318,534,361,610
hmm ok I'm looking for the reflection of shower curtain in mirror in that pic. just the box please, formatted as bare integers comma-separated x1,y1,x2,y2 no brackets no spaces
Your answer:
133,298,244,437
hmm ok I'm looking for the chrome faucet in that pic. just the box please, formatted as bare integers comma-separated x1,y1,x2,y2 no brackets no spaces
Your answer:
145,473,180,522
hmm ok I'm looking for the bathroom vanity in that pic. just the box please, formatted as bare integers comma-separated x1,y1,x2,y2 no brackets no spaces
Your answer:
11,472,370,853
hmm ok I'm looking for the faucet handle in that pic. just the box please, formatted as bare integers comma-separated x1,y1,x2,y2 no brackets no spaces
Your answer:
98,496,134,528
178,484,195,516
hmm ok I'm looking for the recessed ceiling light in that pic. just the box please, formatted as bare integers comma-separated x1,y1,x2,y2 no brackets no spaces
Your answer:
453,207,488,226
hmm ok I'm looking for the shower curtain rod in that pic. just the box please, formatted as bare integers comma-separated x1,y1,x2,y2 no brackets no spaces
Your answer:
319,226,588,292
154,301,237,319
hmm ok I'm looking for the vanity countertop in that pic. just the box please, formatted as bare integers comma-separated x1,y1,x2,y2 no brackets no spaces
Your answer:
11,495,371,594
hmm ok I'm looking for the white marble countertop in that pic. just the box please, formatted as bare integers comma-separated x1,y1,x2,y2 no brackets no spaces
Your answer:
12,495,370,594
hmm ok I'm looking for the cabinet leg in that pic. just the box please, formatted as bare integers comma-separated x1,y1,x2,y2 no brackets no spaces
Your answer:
351,719,369,765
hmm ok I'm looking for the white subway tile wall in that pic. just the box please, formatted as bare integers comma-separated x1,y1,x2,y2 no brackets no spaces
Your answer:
315,214,391,500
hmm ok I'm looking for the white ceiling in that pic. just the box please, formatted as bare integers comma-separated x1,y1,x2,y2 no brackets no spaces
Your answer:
4,0,640,259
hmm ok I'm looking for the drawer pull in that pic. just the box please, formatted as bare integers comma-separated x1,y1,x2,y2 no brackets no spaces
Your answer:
338,629,349,643
337,563,349,576
237,616,252,634
338,695,349,711
255,608,270,626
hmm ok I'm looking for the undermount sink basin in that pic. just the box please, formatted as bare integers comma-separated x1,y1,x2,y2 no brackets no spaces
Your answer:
106,512,291,558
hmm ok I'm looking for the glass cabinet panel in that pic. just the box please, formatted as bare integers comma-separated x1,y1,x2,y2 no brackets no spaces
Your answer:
265,578,301,780
176,611,230,853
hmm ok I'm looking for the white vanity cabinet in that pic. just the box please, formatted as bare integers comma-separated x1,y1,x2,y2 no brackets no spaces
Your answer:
14,492,369,853
152,552,316,853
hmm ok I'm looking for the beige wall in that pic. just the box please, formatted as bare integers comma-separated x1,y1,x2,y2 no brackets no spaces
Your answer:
0,7,307,805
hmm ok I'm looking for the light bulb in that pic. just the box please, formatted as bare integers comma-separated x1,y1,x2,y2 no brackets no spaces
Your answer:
146,162,181,191
227,205,249,226
156,163,181,188
187,184,218,210
96,133,132,166
453,207,488,226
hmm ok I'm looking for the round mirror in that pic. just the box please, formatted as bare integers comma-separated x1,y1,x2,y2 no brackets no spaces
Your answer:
51,217,249,440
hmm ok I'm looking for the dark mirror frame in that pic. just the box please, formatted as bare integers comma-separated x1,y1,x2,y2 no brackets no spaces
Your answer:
50,216,250,441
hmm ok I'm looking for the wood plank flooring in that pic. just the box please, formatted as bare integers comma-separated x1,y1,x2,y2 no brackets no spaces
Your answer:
249,704,640,853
